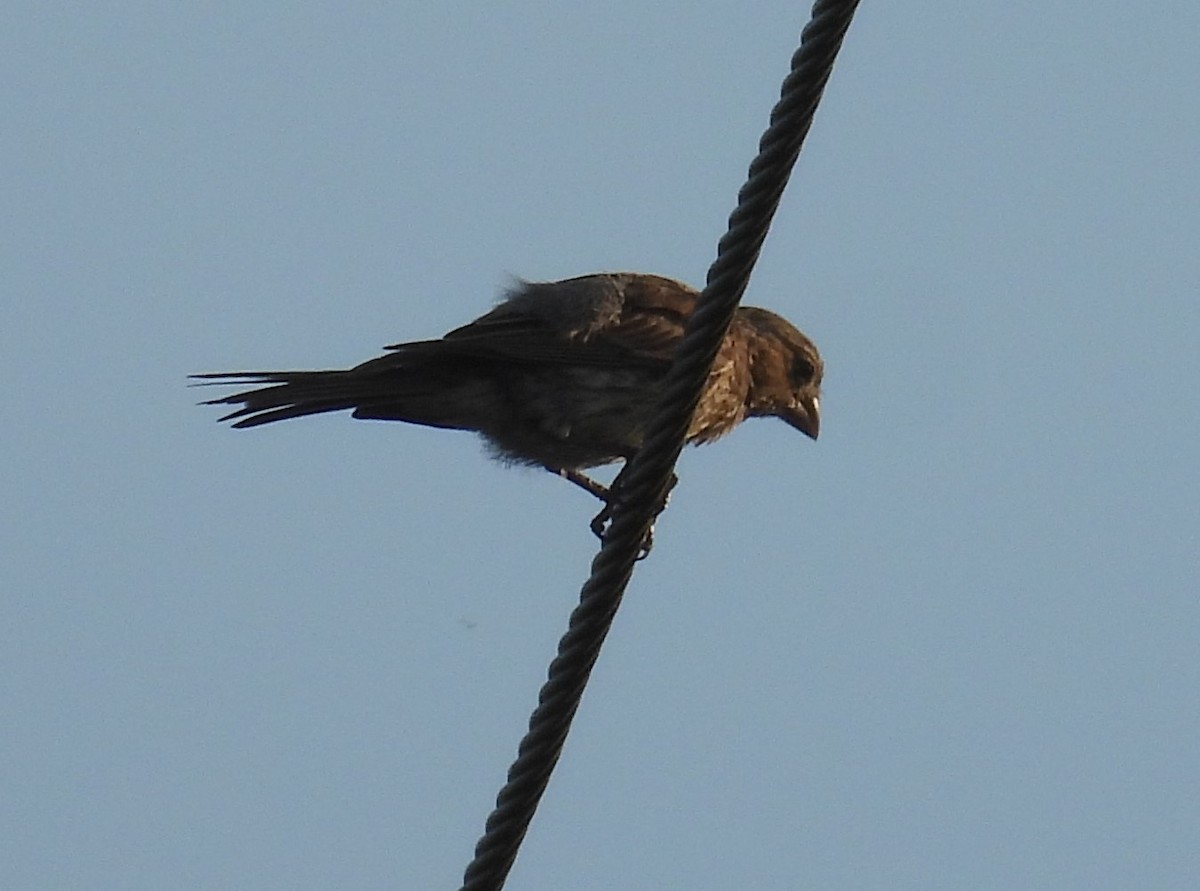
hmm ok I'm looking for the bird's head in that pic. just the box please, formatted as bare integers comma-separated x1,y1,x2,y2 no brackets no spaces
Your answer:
738,307,823,440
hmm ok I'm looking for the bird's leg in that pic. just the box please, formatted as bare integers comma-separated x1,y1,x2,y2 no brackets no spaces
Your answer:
544,465,611,502
543,462,676,558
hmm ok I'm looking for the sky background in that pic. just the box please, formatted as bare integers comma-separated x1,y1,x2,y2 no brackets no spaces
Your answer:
4,2,1198,889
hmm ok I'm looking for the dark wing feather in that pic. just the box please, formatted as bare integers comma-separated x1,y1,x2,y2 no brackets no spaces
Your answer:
598,273,695,362
384,273,697,368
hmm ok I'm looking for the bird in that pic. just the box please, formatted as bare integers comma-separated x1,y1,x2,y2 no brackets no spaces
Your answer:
194,272,822,542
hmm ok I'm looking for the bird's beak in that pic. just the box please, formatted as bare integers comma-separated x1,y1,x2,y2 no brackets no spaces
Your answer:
781,395,820,440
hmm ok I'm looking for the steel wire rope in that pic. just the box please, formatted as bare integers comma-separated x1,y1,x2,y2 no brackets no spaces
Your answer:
459,2,860,888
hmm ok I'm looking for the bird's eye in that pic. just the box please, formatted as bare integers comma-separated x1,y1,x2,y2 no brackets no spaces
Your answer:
789,357,815,384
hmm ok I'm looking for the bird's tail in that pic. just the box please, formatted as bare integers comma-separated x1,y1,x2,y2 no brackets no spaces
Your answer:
191,369,378,428
193,350,499,432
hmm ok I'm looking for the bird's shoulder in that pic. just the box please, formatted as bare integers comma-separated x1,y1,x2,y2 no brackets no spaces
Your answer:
404,273,699,366
597,273,696,362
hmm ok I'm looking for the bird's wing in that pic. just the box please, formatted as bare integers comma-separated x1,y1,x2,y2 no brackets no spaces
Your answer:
598,273,696,363
385,274,697,368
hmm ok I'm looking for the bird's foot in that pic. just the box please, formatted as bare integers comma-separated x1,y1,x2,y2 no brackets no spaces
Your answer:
544,463,676,558
588,501,654,559
587,471,678,559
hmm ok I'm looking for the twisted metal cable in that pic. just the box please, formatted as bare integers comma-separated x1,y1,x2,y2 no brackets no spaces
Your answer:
459,3,860,888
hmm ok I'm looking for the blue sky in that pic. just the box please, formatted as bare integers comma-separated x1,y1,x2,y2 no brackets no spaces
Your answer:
4,3,1198,888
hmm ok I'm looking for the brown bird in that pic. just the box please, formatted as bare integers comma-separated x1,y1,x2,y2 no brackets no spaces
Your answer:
194,272,822,537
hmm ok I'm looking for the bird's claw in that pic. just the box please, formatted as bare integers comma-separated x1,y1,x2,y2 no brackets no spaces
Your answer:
547,462,675,558
589,502,655,559
589,504,611,539
588,471,677,559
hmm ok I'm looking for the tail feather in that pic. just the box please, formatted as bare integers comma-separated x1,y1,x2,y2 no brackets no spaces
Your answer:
191,370,369,429
192,365,496,432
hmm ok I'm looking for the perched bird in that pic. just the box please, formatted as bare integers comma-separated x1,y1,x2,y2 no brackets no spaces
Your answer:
194,272,822,538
